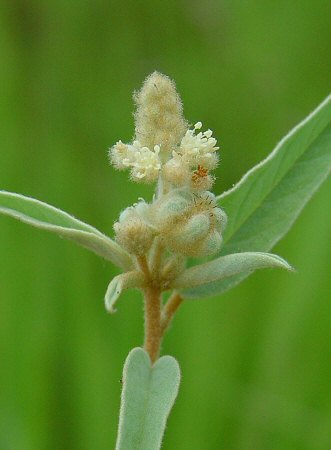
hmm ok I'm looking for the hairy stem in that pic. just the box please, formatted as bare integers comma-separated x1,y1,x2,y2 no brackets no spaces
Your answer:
136,255,150,278
161,292,183,333
144,287,162,363
149,238,164,276
137,254,163,363
139,254,182,362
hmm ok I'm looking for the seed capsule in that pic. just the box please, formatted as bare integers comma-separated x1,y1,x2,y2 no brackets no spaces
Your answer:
114,209,155,256
195,230,223,257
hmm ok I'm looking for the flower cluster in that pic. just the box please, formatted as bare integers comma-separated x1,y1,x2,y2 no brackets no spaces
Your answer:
111,140,161,183
110,121,219,189
149,189,227,257
109,71,226,260
163,122,218,191
113,188,227,259
176,122,219,170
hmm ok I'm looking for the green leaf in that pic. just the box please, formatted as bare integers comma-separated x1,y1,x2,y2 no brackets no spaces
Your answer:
172,252,292,295
184,94,331,298
116,348,181,450
0,191,133,270
105,271,144,313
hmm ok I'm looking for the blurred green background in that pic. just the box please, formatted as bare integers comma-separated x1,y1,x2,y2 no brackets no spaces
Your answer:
0,1,330,449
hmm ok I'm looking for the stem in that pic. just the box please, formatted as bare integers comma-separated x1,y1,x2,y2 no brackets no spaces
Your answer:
149,237,164,276
161,292,183,333
136,255,150,278
144,287,162,363
137,255,163,363
139,255,182,363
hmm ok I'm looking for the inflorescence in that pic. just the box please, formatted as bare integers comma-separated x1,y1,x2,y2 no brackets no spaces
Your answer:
109,72,227,261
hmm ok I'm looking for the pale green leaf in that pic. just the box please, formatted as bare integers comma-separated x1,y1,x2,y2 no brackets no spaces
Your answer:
172,252,292,294
105,271,144,313
116,348,180,450
0,191,133,270
183,95,331,298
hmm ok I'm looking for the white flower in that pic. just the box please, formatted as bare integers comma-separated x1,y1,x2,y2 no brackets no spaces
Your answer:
110,140,134,169
178,122,219,170
130,143,161,182
110,140,161,183
161,122,219,190
110,120,219,188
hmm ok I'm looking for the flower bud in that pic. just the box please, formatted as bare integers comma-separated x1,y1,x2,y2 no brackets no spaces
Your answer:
114,209,155,256
133,72,188,152
162,156,191,187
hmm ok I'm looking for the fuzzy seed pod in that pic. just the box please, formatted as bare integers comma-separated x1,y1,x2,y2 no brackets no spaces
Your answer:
168,213,209,246
193,230,223,257
164,213,212,256
152,191,191,227
214,207,228,232
133,72,188,152
114,209,155,256
148,189,227,257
